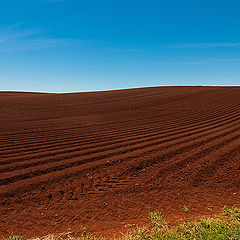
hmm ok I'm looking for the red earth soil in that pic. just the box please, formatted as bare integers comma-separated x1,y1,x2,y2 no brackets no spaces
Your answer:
0,86,240,238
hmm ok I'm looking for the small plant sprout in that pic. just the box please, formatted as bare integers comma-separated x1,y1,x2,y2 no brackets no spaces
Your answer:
222,205,240,222
80,226,88,237
5,207,240,239
149,211,167,229
6,237,22,240
183,205,192,212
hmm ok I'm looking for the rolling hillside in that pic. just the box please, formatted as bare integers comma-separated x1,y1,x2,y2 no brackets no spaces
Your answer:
0,86,240,238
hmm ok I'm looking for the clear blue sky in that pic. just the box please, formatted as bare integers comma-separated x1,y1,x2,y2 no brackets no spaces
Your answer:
1,0,240,92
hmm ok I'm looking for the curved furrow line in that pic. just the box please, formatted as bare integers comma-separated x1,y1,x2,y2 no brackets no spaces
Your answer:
1,101,240,156
0,101,237,146
1,111,240,170
0,94,239,146
2,115,240,173
0,120,240,187
190,144,240,187
154,130,240,179
1,120,240,197
1,106,240,168
0,108,205,142
52,88,213,107
0,122,237,177
1,105,240,170
1,104,240,163
1,94,239,145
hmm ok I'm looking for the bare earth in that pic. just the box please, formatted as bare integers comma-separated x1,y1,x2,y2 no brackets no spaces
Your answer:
0,86,240,238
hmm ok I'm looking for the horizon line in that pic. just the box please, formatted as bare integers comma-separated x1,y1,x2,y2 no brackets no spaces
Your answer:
1,84,240,94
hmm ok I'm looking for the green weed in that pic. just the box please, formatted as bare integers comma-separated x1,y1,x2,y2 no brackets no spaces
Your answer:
5,206,240,240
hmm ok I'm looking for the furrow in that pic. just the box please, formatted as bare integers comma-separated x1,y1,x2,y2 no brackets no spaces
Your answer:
1,105,240,168
0,120,240,187
1,102,240,157
0,95,239,147
155,129,240,179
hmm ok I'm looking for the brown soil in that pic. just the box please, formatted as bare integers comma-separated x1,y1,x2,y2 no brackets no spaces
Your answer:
0,86,240,238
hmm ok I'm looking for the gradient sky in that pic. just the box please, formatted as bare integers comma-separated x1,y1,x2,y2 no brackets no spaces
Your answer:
1,0,240,92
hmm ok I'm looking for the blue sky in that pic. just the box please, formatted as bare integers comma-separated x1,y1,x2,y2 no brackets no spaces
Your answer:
0,0,240,92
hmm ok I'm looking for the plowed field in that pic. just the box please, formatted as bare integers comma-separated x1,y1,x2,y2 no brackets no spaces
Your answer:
0,86,240,238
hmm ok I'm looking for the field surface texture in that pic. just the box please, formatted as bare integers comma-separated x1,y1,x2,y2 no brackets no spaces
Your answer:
0,86,240,238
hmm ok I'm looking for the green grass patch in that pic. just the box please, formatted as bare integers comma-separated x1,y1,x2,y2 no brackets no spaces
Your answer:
182,205,192,212
5,206,240,240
